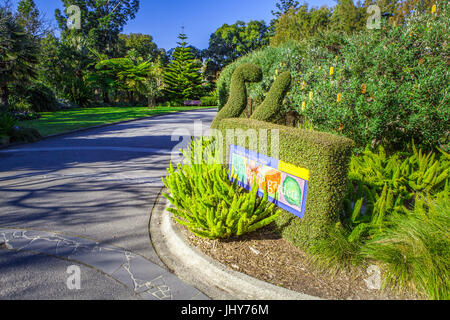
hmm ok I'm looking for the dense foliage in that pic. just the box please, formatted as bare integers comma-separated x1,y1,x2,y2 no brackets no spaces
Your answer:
310,144,449,299
217,4,449,152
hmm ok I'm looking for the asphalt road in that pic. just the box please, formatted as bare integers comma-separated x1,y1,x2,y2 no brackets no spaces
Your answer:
0,109,217,300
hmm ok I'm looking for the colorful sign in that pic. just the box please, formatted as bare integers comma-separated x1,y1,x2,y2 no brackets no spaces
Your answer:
229,145,309,219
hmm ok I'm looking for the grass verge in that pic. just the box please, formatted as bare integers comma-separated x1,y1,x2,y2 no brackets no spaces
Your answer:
18,106,215,137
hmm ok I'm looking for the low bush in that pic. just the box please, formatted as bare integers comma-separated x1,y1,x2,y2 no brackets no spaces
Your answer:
200,95,218,107
10,110,41,121
0,112,17,136
10,83,58,112
9,126,42,143
162,138,280,239
310,144,449,299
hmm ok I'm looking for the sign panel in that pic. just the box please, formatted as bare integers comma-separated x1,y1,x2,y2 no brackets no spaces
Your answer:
229,145,309,219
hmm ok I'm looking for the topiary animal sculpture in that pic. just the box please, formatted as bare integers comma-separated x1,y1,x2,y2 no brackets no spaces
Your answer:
211,63,291,128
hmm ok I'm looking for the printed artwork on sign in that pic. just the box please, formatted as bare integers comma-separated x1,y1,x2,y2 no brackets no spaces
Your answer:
229,145,309,219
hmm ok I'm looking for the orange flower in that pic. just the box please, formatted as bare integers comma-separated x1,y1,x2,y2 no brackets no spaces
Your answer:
361,84,367,94
337,93,342,103
301,81,306,90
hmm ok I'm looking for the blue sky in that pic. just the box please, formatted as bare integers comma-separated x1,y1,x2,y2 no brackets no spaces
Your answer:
13,0,338,50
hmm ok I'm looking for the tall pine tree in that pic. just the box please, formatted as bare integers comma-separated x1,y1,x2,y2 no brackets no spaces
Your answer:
163,30,203,102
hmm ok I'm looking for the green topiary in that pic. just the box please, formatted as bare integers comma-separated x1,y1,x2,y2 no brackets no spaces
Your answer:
215,118,355,247
251,71,292,122
211,63,262,129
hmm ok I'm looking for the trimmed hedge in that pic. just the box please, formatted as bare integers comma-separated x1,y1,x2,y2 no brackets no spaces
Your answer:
211,63,262,129
214,118,355,248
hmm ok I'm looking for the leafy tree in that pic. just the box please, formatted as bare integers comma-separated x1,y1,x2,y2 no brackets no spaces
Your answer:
330,0,366,33
204,20,269,77
163,31,203,101
271,4,332,46
16,0,41,36
143,59,164,107
55,0,140,57
389,0,436,25
271,0,300,18
0,7,38,111
38,34,92,106
118,33,161,61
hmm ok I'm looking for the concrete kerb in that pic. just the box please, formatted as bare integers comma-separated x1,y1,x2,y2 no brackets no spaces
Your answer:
0,107,218,150
149,188,322,301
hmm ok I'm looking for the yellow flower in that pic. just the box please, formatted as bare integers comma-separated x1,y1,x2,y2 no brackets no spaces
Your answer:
337,93,342,103
301,81,306,90
302,101,306,112
361,84,367,94
309,91,314,100
330,66,335,76
432,4,437,14
275,69,279,76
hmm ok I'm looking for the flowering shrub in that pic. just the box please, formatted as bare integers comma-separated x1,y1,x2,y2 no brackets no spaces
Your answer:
217,4,449,152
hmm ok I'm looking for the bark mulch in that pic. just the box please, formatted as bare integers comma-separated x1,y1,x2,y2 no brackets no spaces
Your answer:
174,220,421,300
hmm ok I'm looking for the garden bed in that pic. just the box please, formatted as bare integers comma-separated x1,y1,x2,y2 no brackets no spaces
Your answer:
174,218,422,300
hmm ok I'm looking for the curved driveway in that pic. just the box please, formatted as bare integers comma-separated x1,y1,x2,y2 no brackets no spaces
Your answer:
0,109,216,300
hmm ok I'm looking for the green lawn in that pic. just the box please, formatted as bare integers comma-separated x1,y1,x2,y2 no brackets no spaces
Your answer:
19,106,215,137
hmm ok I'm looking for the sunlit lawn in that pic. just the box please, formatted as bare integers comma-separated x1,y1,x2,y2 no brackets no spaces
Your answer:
19,105,215,137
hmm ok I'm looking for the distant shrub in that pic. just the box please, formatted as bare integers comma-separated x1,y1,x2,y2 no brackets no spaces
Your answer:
0,112,17,136
200,96,218,106
10,83,58,112
9,127,42,143
25,83,58,112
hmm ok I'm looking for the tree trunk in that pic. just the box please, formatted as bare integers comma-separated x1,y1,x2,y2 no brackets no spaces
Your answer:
103,90,110,104
0,84,10,112
148,95,156,108
129,91,134,104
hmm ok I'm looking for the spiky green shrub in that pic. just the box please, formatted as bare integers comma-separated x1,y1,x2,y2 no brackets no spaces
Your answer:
211,63,262,128
362,191,450,300
251,71,292,122
310,144,449,299
162,138,280,240
342,144,449,244
0,112,17,136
